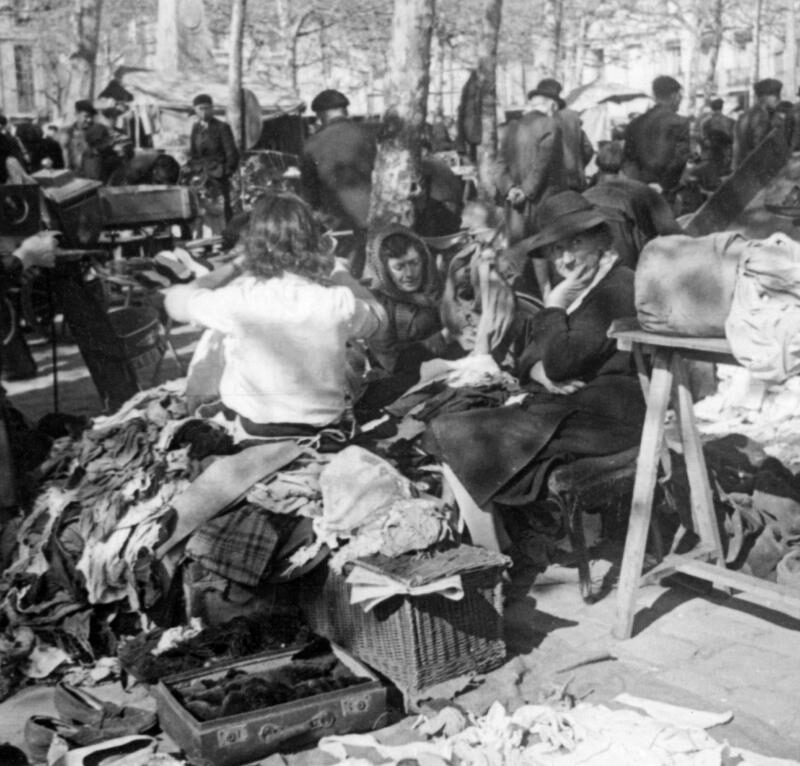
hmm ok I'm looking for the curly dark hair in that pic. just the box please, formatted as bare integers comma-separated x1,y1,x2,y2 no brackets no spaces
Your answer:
243,193,332,281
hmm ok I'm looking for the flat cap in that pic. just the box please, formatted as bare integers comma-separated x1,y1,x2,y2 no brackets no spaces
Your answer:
652,75,682,99
754,78,782,97
74,99,96,115
311,89,349,113
709,98,724,111
192,93,213,107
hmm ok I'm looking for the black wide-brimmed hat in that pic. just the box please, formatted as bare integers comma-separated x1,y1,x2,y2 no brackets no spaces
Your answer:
524,191,609,255
311,89,349,112
526,78,566,109
192,93,213,107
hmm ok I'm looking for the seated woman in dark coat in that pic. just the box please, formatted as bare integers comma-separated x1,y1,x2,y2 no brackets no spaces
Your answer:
423,191,645,557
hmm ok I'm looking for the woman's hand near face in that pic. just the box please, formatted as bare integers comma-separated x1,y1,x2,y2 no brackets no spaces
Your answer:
544,260,596,309
529,360,586,395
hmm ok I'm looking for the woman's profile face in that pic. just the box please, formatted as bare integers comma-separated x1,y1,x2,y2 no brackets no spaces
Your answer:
387,246,423,292
546,231,604,280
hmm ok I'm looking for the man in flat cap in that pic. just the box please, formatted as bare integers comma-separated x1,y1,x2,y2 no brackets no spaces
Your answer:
733,78,785,169
621,75,691,200
701,98,734,183
66,99,116,181
188,93,239,222
300,89,376,275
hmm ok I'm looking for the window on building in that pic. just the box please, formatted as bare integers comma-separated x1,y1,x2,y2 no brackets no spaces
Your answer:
14,45,35,113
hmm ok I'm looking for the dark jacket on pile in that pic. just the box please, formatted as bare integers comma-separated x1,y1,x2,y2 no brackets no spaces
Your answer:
189,117,240,180
583,176,683,269
557,108,594,191
495,111,567,243
622,103,691,193
733,104,786,169
300,116,376,232
424,259,645,508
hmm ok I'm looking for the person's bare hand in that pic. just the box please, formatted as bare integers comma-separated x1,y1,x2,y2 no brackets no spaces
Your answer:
15,231,60,269
529,360,586,395
545,260,596,308
506,187,526,207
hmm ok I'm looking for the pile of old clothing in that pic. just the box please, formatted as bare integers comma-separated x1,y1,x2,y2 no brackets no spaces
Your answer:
0,383,239,694
666,434,800,585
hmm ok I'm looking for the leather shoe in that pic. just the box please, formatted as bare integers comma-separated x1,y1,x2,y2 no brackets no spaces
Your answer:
52,735,156,766
24,716,80,763
53,683,156,736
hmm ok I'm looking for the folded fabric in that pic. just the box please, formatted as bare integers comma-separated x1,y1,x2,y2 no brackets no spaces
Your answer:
156,441,302,558
185,503,280,587
347,566,464,612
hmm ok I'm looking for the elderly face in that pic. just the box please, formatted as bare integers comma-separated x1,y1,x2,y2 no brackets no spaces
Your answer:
544,229,606,280
387,246,424,293
76,111,93,129
194,103,214,122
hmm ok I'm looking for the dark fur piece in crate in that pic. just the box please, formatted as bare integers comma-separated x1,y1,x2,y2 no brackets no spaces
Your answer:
302,546,510,697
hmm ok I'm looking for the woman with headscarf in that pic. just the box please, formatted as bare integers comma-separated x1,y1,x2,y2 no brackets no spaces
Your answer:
366,225,456,376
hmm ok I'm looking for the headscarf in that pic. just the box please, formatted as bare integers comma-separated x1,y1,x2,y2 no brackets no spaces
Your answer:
367,224,441,309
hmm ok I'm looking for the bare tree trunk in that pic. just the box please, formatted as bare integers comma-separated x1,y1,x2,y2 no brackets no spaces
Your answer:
69,0,103,104
368,0,435,229
228,0,246,148
476,0,502,199
754,0,763,83
435,24,447,116
543,0,565,80
703,0,725,99
785,0,797,99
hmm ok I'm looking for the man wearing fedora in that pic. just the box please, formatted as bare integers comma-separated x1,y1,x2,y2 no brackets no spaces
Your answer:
300,89,376,276
66,99,116,181
621,75,690,200
733,78,785,169
535,78,594,192
188,93,240,223
494,81,567,249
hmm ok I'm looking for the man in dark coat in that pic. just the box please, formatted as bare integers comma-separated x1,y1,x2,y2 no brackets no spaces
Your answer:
621,75,691,200
733,78,785,170
583,175,683,269
189,93,240,222
494,82,567,246
65,100,117,182
535,78,594,191
300,89,376,275
701,98,734,182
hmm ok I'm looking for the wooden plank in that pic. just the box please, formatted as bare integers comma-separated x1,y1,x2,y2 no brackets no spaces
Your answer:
675,560,800,617
639,546,717,587
613,348,674,640
672,356,726,562
685,128,790,237
609,318,732,356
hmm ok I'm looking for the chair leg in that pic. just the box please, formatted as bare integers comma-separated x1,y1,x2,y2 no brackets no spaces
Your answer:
556,492,594,602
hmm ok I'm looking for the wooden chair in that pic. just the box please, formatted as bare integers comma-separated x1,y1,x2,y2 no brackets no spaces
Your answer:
546,447,642,602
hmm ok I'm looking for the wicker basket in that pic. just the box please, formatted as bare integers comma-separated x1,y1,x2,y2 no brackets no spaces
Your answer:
300,546,509,699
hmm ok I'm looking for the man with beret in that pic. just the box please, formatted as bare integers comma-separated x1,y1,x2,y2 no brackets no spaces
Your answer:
733,78,785,169
701,98,734,183
621,76,690,200
494,81,567,247
188,93,240,222
300,89,376,275
66,99,116,181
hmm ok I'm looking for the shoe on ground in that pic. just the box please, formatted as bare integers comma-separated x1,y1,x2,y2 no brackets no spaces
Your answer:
51,735,156,766
53,683,156,736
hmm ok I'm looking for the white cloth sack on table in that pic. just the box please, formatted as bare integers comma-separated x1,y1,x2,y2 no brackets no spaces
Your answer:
726,233,800,383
